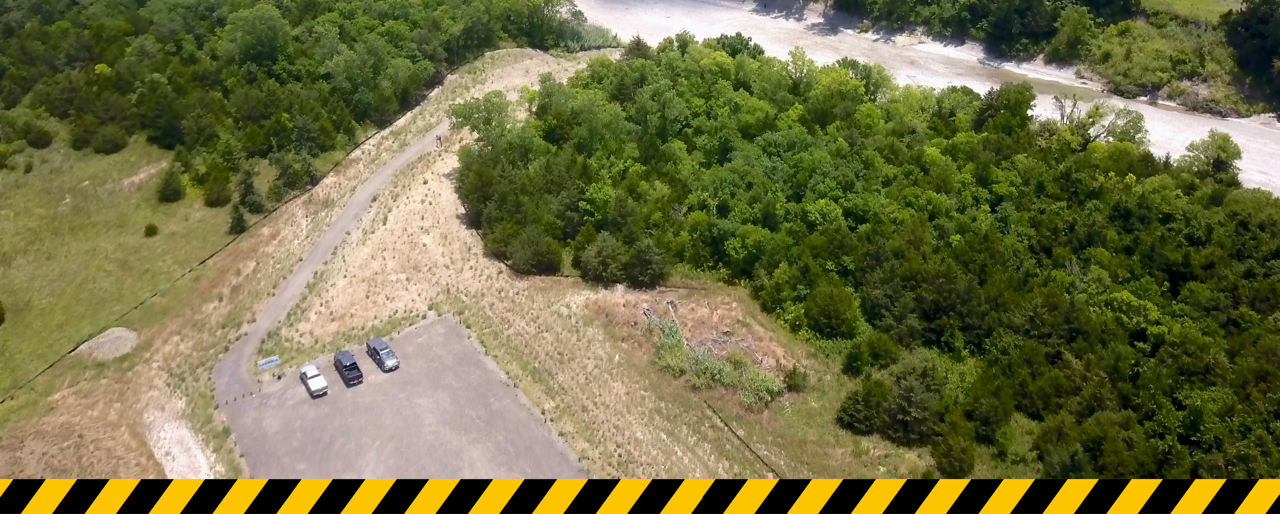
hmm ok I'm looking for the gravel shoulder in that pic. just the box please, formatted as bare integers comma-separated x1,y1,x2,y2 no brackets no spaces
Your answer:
579,0,1280,193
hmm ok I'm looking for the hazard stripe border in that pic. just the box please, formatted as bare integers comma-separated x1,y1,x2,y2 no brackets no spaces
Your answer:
0,479,1277,513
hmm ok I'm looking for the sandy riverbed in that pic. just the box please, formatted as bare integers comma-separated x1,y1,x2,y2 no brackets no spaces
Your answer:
578,0,1280,193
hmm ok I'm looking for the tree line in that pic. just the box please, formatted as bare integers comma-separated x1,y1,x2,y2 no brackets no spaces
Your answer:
830,0,1280,116
0,0,617,231
451,33,1280,478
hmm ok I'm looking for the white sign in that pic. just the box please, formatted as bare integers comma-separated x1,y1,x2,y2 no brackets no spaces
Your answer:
257,355,281,371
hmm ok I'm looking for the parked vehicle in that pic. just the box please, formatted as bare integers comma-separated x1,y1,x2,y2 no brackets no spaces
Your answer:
334,350,363,386
365,337,400,372
299,364,329,397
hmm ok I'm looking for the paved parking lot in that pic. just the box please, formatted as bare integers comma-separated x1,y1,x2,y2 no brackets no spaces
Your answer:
219,317,584,478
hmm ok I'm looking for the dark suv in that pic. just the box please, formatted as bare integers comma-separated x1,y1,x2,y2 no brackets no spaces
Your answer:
334,350,363,386
365,337,400,372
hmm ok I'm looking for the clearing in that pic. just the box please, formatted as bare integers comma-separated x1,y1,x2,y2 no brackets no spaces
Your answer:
0,49,606,478
1142,0,1240,21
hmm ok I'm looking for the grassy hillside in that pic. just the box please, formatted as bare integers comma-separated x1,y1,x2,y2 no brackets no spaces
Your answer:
1143,0,1240,20
0,139,231,395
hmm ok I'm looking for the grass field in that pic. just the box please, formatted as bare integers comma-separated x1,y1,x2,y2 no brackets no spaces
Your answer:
1142,0,1240,21
0,139,232,396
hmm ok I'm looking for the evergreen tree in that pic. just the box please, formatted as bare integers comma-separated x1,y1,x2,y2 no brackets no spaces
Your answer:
237,168,266,214
228,204,248,235
932,410,978,478
157,162,186,203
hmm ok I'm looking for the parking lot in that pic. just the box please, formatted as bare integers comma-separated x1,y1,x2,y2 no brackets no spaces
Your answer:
219,317,585,478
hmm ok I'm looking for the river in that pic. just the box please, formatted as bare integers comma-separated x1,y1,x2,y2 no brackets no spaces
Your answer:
577,0,1280,193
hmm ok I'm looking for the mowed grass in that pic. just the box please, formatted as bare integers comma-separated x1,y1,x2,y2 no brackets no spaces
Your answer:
1142,0,1240,21
0,137,232,395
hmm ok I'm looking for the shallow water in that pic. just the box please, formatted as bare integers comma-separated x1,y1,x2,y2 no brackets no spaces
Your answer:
579,0,1280,193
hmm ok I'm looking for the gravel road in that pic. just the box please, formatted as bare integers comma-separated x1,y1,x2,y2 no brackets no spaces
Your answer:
213,122,451,402
579,0,1280,193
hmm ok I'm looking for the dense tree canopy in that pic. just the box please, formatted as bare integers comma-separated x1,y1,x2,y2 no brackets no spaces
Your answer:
0,0,616,211
1223,0,1280,97
452,33,1280,477
830,0,1266,115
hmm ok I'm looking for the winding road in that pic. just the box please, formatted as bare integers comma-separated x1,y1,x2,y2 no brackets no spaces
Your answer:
213,121,451,401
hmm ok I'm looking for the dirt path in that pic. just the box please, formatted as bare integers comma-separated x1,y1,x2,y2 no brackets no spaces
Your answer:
212,122,451,401
579,0,1280,193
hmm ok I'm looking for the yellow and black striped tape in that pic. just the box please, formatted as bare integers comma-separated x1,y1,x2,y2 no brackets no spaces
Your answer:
1,479,1277,513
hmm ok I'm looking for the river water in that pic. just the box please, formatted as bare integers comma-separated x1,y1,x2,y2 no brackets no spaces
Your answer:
577,0,1280,193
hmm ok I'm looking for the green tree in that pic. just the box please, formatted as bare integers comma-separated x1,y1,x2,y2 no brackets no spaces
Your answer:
1045,6,1098,63
237,168,266,214
157,162,186,203
578,232,628,284
508,225,563,275
220,3,293,67
91,125,130,154
838,377,893,434
932,410,978,478
23,121,52,149
132,74,183,149
804,279,863,340
228,203,248,235
625,238,668,288
623,35,655,61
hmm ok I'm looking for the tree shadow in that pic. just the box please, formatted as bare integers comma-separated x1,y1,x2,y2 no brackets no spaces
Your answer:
749,0,816,22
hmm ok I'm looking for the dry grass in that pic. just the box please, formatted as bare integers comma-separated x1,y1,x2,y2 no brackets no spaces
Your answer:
0,49,597,478
266,63,928,476
589,288,797,372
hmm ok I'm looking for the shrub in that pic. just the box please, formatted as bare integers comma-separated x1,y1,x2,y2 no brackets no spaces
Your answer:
804,278,863,340
91,125,129,154
70,117,99,151
623,35,655,61
578,232,628,284
784,365,810,393
508,226,563,275
23,122,52,149
740,367,786,406
23,161,32,174
838,377,893,434
932,410,978,478
228,203,248,234
625,237,668,288
236,168,266,214
653,320,690,376
144,223,159,237
844,332,902,376
157,162,186,203
204,169,233,208
885,360,945,445
690,350,736,388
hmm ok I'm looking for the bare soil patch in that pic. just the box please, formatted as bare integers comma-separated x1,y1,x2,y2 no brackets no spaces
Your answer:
589,288,795,372
75,327,139,360
118,161,167,191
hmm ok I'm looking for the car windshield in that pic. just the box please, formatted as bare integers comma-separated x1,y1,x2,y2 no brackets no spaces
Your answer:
380,349,396,359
